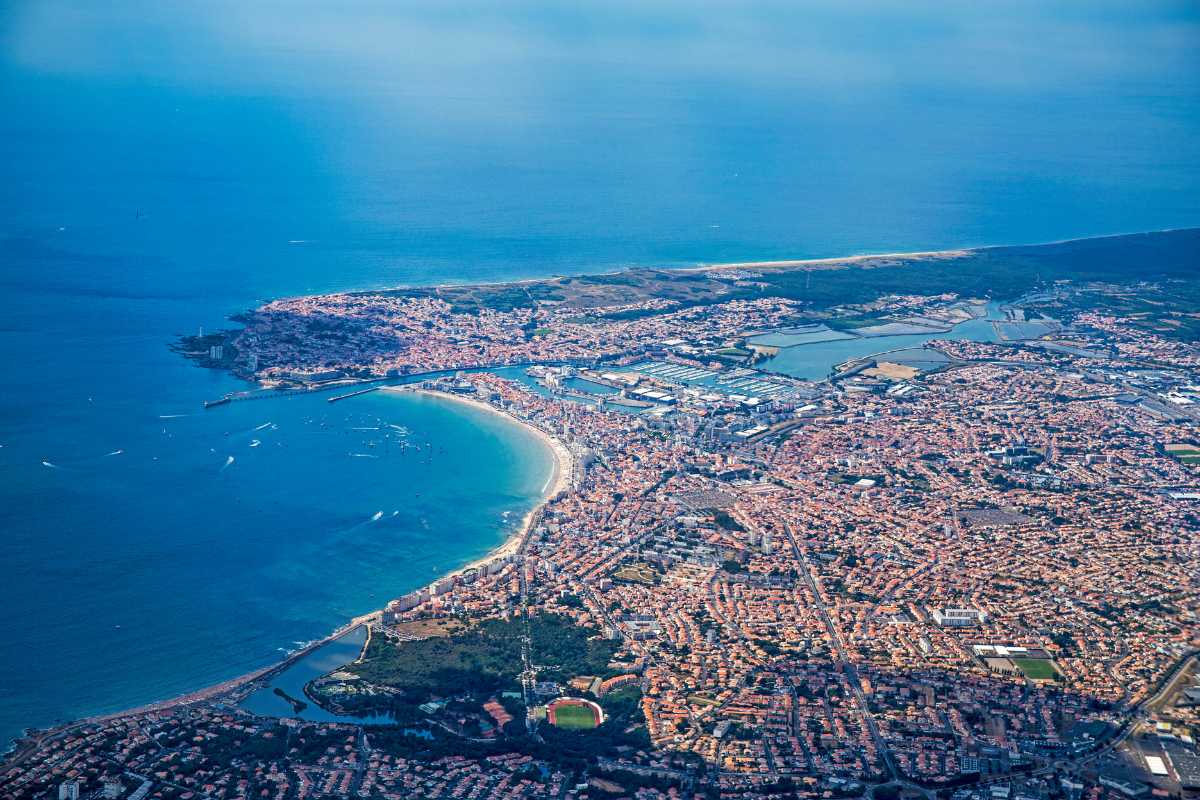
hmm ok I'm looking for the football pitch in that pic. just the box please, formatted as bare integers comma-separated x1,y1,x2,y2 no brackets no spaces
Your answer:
550,702,599,729
1014,659,1059,680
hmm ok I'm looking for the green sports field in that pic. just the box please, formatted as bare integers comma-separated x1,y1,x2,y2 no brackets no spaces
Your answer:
1014,659,1059,680
550,702,599,729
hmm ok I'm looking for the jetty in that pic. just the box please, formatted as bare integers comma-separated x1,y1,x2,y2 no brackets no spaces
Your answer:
202,378,386,409
328,386,380,403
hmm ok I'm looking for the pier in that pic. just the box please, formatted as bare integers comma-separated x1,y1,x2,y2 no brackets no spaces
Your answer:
328,386,380,403
202,378,388,409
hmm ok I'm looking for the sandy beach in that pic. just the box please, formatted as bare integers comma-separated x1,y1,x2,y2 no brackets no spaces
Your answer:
702,248,975,273
6,382,574,752
376,385,572,575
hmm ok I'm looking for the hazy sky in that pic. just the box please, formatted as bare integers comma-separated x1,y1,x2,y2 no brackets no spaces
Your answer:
3,0,1197,276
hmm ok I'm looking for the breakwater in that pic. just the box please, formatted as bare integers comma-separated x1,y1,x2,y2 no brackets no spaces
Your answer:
204,378,388,408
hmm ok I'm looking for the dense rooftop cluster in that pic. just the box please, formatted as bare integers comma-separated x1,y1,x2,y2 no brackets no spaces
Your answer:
0,712,569,800
355,302,1199,796
233,295,815,380
449,350,1198,789
9,285,1200,800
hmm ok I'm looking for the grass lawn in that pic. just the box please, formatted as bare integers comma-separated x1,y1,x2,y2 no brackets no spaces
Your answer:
550,702,599,729
390,618,467,638
1014,659,1059,680
1165,445,1200,464
613,565,659,585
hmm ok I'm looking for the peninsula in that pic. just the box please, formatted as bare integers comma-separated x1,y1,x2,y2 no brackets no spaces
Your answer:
6,229,1200,800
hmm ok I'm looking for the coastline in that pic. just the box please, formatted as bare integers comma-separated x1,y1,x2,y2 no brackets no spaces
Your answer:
0,617,372,767
703,229,1190,273
4,382,572,759
14,228,1195,763
378,385,572,572
353,230,1186,290
700,248,974,272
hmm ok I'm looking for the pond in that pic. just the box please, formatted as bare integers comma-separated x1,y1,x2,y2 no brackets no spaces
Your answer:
237,627,400,725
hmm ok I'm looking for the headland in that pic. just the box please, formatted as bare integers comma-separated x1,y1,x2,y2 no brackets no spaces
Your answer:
7,229,1200,800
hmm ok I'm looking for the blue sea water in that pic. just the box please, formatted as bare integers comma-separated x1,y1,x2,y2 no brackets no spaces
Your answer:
2,0,1199,746
0,382,554,743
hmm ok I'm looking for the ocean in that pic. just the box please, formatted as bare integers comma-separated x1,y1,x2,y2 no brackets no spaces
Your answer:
1,0,1198,747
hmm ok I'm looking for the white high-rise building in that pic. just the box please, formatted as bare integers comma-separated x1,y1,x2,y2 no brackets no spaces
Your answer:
932,607,987,626
59,782,80,800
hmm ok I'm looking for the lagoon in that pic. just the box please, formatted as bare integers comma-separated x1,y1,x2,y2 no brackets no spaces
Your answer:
761,306,1005,381
236,627,400,725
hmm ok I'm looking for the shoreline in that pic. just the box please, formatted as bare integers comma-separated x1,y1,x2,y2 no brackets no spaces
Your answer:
702,229,1191,273
0,618,371,767
14,229,1191,762
337,229,1190,292
378,385,572,573
3,382,573,760
698,248,975,272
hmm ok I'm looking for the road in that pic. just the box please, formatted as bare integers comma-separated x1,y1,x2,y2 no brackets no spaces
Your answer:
1073,652,1200,768
1032,651,1200,779
782,521,907,789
